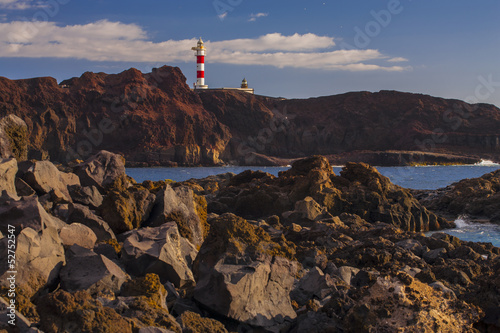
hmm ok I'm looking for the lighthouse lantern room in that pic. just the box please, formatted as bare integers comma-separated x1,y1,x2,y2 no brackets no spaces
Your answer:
192,38,208,89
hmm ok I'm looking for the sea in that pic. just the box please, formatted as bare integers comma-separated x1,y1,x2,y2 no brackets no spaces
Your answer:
127,160,500,247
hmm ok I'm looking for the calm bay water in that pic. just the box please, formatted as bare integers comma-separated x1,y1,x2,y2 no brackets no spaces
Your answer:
127,162,500,247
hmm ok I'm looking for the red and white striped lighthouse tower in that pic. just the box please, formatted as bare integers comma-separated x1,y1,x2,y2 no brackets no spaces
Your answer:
191,37,208,89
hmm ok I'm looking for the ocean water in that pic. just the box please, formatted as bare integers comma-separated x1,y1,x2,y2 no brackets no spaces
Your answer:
126,161,500,247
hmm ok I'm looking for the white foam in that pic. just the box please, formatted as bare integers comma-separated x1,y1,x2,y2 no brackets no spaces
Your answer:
474,159,500,167
454,216,470,228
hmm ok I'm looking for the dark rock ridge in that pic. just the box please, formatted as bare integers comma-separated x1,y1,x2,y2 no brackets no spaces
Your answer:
1,151,500,332
414,168,500,222
2,67,500,166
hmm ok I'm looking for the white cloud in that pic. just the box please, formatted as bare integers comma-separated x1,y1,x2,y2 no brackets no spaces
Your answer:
388,57,409,62
249,12,268,22
0,20,409,72
218,12,227,20
0,0,46,10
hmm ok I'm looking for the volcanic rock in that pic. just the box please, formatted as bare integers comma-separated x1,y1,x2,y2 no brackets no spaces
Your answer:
67,203,116,241
59,223,98,249
147,184,207,247
68,184,103,209
121,223,196,288
60,245,129,295
74,150,127,193
0,114,28,161
18,160,72,202
0,158,18,198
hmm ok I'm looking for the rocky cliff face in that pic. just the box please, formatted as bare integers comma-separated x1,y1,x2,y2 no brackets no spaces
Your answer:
200,90,500,165
1,66,500,166
0,67,230,166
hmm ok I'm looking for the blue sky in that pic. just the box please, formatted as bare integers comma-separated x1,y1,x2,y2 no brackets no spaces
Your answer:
0,0,499,106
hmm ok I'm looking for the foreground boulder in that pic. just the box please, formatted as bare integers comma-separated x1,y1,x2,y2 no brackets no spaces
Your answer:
193,213,297,331
0,158,18,197
67,203,116,241
18,160,72,202
147,184,208,247
60,245,129,295
121,223,196,288
59,223,98,249
0,195,66,232
74,150,127,192
99,185,155,234
0,226,65,298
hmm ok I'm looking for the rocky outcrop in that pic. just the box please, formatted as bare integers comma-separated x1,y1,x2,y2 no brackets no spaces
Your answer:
209,156,451,232
415,168,500,222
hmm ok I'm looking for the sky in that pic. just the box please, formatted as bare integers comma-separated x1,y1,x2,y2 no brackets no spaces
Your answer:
0,0,499,107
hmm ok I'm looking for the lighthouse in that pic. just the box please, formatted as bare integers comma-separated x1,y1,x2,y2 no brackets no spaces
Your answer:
191,37,208,89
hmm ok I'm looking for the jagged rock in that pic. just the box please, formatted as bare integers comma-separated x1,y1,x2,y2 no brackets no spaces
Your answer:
0,158,18,198
74,150,127,192
147,184,207,247
291,311,340,333
37,290,134,333
0,195,66,232
423,248,447,264
18,160,72,202
0,114,28,161
121,223,196,287
68,185,103,209
291,267,336,306
60,245,129,295
67,203,116,241
282,196,330,225
59,223,97,249
416,169,500,222
177,311,228,333
0,226,65,298
395,239,426,257
99,185,155,234
429,281,456,299
193,213,297,331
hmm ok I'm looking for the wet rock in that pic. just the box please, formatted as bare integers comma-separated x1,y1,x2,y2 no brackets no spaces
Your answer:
67,203,116,241
0,114,28,161
59,223,97,249
0,195,66,232
147,184,207,247
74,150,127,193
68,185,103,209
121,223,196,288
60,245,129,295
0,158,18,198
37,289,134,333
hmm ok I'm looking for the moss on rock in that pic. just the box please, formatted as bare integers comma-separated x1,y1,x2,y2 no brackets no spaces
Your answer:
179,311,228,333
